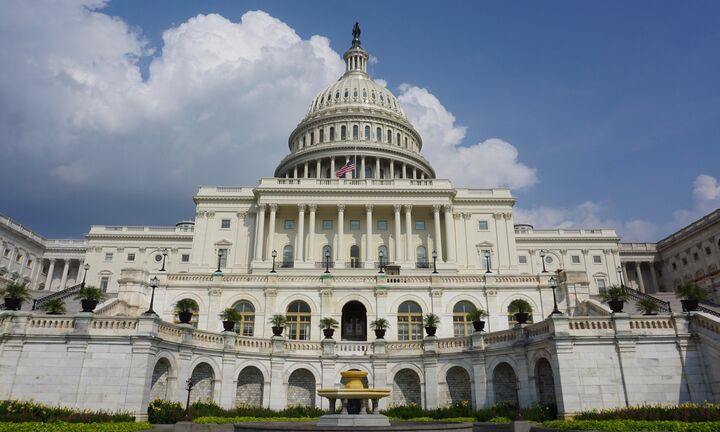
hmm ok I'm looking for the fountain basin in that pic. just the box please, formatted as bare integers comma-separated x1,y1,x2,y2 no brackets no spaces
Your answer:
316,370,392,426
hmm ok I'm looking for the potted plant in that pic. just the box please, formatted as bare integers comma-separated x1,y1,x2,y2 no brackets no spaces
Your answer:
74,285,107,313
40,299,66,315
319,317,340,339
219,307,241,332
509,299,532,324
423,313,440,337
676,283,708,312
175,299,199,324
269,314,287,336
1,282,31,311
370,318,390,339
600,285,628,313
467,307,488,332
636,298,661,316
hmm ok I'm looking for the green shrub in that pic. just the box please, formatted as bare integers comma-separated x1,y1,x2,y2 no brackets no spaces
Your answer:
544,419,720,432
0,423,150,432
194,416,317,424
382,401,556,422
575,403,720,422
147,399,183,424
0,400,134,423
488,416,513,423
147,399,325,424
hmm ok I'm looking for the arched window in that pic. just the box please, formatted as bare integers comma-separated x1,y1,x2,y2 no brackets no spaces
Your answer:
344,89,349,99
353,125,359,140
453,301,476,336
397,133,401,145
364,125,370,141
397,301,423,340
319,129,324,143
416,246,428,268
404,136,408,147
341,126,347,140
376,127,382,142
232,300,255,336
387,130,392,144
507,299,533,325
350,245,361,269
286,300,311,340
378,245,389,262
282,245,294,268
329,127,335,141
310,132,314,145
322,245,333,261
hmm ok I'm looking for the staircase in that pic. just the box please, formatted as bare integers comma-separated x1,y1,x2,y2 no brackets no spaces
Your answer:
623,287,720,318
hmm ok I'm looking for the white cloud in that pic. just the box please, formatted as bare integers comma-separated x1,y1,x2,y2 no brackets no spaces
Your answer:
397,84,537,189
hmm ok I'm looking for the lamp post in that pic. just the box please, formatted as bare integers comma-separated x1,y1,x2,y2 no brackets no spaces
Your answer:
484,250,491,274
617,265,625,287
270,250,277,273
81,263,90,288
182,378,194,421
540,250,548,273
160,248,168,271
549,276,561,315
215,250,224,273
378,250,385,274
144,276,159,315
324,250,331,274
431,250,438,274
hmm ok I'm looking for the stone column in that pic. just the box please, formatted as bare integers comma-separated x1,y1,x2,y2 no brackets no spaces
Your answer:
5,247,16,274
235,212,247,266
361,156,366,179
330,157,335,177
375,158,380,179
303,162,309,178
649,262,659,292
393,204,402,262
433,205,443,262
266,204,277,260
390,160,395,179
59,259,71,290
635,262,646,292
44,259,56,290
316,160,321,179
444,205,456,263
255,205,266,262
402,163,407,179
413,167,417,179
365,204,373,264
308,205,316,263
337,204,345,265
293,166,298,178
404,205,413,264
297,204,305,263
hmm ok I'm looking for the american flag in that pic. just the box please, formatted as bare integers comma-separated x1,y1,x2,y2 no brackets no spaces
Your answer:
335,160,355,178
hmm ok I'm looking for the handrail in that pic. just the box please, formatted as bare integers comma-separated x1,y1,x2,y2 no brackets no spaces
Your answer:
32,283,83,311
625,286,672,313
697,305,720,319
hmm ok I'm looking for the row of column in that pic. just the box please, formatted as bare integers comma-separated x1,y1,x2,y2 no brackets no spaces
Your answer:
284,156,429,180
253,204,456,265
42,258,84,291
621,261,659,293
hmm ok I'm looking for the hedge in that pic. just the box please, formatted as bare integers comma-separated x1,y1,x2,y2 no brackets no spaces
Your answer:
544,420,720,432
0,400,135,423
575,403,720,422
148,399,325,424
194,416,318,424
382,401,556,422
0,423,151,432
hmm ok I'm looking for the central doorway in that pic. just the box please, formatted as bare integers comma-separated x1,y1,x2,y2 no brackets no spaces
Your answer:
341,301,367,341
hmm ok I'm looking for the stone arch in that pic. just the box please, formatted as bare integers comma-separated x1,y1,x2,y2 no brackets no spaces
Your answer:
236,366,264,407
444,293,485,314
492,362,518,406
389,295,430,315
335,293,375,315
149,358,172,400
535,357,556,404
446,366,472,405
392,368,422,406
500,294,539,314
166,292,206,316
189,362,215,403
279,294,319,315
287,368,316,407
333,364,372,387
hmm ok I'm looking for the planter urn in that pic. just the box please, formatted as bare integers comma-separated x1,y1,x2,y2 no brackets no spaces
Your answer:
374,329,386,339
425,326,437,337
4,298,21,311
322,328,335,339
222,320,235,331
608,300,624,313
472,320,485,332
514,312,530,324
178,311,193,324
80,300,98,313
271,326,284,337
681,299,699,312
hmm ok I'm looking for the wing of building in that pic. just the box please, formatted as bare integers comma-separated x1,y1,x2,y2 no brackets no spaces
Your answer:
1,24,718,419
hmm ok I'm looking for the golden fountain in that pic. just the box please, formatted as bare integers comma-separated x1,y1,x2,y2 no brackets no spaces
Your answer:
316,370,391,427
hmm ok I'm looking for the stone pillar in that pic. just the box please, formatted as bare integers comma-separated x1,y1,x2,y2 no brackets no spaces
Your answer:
423,356,439,409
293,166,298,178
390,160,395,179
413,167,417,179
235,212,247,266
433,205,443,262
361,156,366,179
337,204,345,265
375,158,380,179
394,204,402,262
59,259,71,290
402,163,407,179
268,356,286,410
266,204,277,260
365,204,373,264
303,162,308,178
649,262,659,292
297,204,305,264
255,205,266,262
635,262,646,292
444,205,456,263
404,205,413,264
308,205,316,263
621,262,629,286
316,160,321,179
330,157,335,177
44,259,56,290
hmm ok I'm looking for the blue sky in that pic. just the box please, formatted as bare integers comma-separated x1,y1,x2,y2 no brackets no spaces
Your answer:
1,0,719,240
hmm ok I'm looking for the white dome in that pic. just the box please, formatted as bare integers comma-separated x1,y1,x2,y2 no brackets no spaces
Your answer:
306,74,406,119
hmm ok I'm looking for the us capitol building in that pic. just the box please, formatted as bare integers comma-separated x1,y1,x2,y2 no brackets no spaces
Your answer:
1,26,718,419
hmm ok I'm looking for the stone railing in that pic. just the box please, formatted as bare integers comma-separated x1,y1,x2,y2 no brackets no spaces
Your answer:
693,313,720,339
335,341,373,355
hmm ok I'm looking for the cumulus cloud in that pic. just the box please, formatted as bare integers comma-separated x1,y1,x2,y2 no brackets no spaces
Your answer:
397,84,537,189
0,2,344,201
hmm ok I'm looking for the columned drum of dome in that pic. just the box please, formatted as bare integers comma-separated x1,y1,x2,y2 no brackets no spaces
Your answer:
275,24,435,180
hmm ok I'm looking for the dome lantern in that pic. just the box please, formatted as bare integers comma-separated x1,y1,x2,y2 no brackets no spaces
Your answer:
343,22,369,76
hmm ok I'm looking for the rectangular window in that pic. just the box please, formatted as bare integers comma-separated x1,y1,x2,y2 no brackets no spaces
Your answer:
592,255,602,264
127,253,135,262
284,220,295,230
415,220,425,230
3,249,8,257
319,129,324,143
518,255,527,264
478,220,489,230
181,254,190,262
693,252,699,261
218,248,228,268
221,219,231,229
322,220,333,230
27,259,33,268
15,255,21,262
350,220,360,230
706,247,712,255
682,257,688,265
100,277,109,292
377,220,388,230
571,255,581,264
104,252,113,262
672,262,677,270
596,278,607,293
